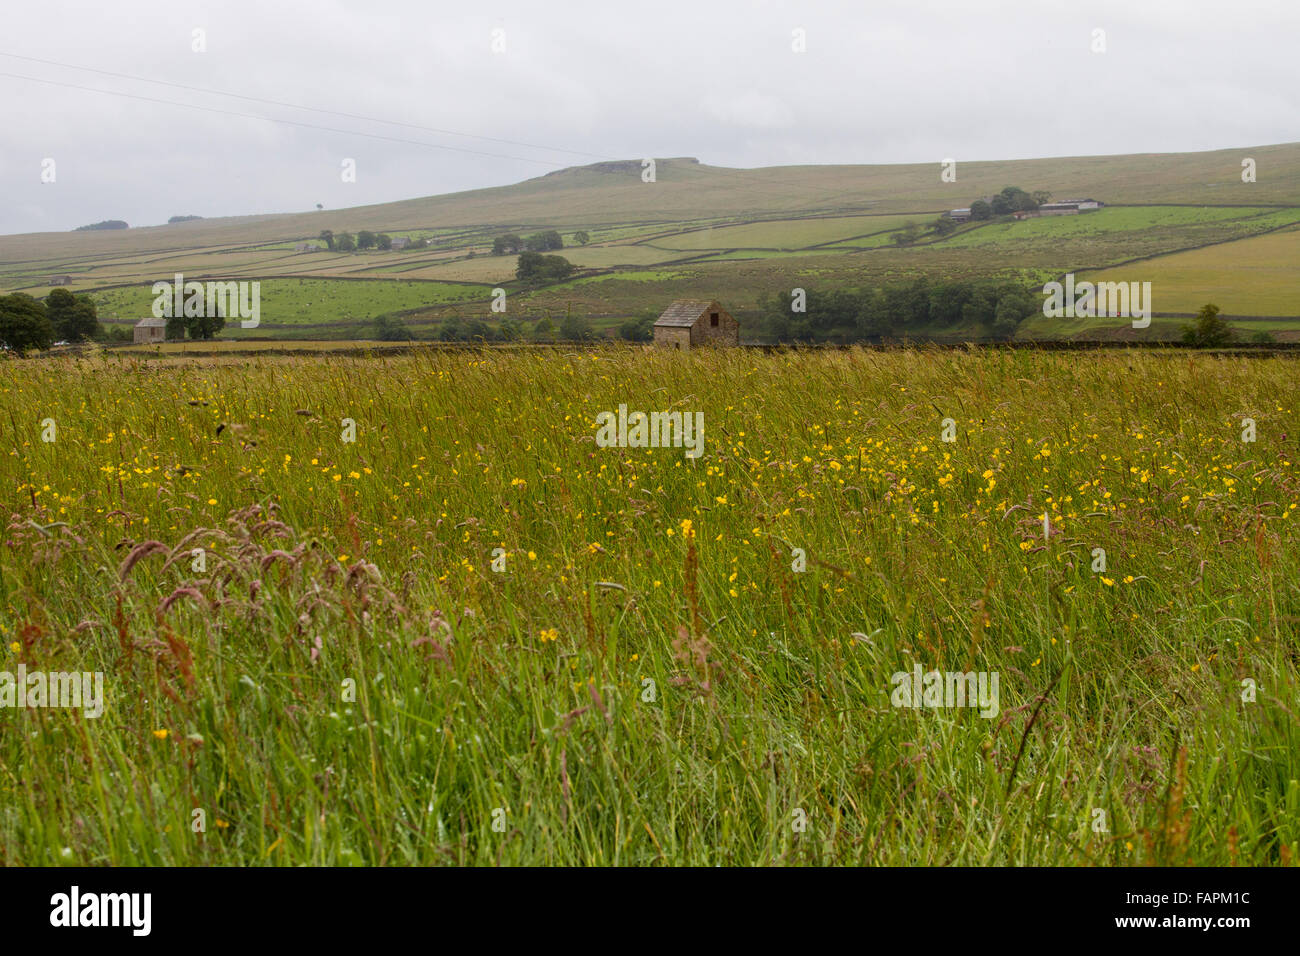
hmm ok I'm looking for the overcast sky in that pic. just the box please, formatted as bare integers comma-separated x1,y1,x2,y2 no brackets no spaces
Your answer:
1,0,1297,235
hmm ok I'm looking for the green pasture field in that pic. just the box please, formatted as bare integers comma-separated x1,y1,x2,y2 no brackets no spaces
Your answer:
89,277,491,329
561,245,687,268
688,248,857,261
383,258,521,284
565,269,693,286
933,206,1300,261
647,214,929,250
1080,226,1300,317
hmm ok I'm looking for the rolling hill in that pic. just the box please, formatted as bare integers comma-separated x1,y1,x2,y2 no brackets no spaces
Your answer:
3,142,1299,341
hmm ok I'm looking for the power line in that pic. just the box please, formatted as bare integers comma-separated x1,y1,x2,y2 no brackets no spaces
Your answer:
0,51,611,163
0,70,570,167
0,56,881,219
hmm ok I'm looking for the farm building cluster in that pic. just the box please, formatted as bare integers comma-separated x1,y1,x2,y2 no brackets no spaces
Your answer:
1015,198,1105,218
947,198,1104,223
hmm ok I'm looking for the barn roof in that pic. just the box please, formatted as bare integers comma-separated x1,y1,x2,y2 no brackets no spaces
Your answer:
654,299,716,327
135,317,167,328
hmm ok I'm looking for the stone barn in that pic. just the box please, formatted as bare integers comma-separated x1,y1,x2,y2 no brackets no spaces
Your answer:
133,317,167,344
653,299,740,349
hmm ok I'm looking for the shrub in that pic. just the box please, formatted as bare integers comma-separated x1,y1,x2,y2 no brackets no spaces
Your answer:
1181,304,1235,347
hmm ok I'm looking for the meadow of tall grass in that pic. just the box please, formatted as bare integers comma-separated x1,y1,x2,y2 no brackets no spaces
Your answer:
1,346,1296,865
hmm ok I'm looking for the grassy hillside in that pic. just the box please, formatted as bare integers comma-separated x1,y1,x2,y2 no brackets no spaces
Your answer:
6,143,1300,256
4,143,1300,339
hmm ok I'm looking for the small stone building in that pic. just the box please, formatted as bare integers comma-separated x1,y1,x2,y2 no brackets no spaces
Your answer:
653,299,740,349
133,317,167,344
48,275,71,286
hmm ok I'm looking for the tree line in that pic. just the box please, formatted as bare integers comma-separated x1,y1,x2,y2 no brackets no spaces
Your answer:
0,289,102,353
317,230,428,252
757,278,1041,343
491,230,592,254
405,309,595,343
